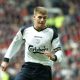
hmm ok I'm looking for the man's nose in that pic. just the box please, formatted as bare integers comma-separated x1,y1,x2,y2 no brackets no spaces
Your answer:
41,18,44,21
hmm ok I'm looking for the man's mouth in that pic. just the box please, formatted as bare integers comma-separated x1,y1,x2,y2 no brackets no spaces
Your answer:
39,23,44,24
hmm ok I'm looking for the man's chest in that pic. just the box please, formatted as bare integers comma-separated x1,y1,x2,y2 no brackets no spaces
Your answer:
23,29,53,46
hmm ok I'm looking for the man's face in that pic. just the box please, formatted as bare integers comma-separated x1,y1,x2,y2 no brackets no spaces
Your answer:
33,13,47,29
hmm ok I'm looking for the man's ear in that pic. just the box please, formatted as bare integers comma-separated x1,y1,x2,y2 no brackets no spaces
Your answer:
33,15,35,20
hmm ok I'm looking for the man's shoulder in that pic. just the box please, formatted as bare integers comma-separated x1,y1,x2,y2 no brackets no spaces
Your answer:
20,25,33,35
47,25,58,41
47,25,58,33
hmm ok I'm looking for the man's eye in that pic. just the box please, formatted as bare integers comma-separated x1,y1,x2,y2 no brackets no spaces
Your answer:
38,16,47,19
38,16,42,19
43,17,47,19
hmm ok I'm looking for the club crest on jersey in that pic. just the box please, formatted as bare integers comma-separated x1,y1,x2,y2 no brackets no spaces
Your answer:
33,39,40,44
28,45,48,54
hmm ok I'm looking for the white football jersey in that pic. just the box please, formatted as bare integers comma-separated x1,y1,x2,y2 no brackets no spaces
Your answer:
4,26,63,67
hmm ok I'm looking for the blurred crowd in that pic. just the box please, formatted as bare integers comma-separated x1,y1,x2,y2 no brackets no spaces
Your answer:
0,0,80,80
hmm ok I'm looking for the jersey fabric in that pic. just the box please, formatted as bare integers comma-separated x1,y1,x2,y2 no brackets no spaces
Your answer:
4,26,63,67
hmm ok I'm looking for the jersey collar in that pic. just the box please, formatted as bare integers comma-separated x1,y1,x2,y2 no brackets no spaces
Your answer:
33,26,47,32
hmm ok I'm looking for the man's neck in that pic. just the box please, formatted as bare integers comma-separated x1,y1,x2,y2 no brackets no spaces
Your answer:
34,26,46,31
